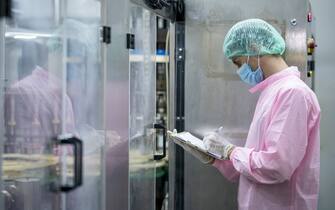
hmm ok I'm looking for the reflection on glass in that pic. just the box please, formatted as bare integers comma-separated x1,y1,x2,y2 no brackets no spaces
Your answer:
1,0,102,209
129,5,157,210
5,66,75,153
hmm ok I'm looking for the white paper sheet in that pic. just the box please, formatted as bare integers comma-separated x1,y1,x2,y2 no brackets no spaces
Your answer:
171,131,223,159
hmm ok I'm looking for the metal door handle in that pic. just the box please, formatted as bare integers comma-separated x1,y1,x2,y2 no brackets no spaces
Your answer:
56,135,83,192
153,123,167,160
2,189,14,209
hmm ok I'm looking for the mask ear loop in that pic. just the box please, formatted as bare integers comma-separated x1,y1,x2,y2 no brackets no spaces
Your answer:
257,54,265,79
257,55,260,69
247,55,250,65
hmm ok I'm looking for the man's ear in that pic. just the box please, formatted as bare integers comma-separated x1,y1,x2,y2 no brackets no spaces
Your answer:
248,57,260,70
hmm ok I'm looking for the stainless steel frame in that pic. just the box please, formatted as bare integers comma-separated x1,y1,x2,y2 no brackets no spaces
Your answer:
130,0,175,21
103,1,177,209
100,0,108,209
168,22,176,210
306,0,316,90
0,18,5,209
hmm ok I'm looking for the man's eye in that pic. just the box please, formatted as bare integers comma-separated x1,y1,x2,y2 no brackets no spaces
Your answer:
233,61,240,67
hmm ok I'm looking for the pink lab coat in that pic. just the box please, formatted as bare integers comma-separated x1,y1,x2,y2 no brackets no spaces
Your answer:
213,67,320,210
4,66,75,153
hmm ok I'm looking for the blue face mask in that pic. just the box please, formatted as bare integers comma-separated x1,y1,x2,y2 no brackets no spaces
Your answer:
237,57,264,86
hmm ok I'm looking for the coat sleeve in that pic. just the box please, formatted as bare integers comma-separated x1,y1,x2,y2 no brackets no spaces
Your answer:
212,159,240,182
230,88,310,184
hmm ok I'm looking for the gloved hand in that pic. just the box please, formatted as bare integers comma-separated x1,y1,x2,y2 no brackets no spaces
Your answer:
203,127,235,160
168,130,214,164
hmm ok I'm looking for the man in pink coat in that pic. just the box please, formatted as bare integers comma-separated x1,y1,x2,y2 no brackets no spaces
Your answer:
174,19,321,210
4,66,75,154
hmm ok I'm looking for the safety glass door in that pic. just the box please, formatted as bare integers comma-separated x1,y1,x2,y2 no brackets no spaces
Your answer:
0,0,104,210
129,4,158,210
61,0,104,210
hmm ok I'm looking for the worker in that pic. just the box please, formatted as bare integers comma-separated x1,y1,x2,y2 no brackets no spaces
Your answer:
172,19,320,210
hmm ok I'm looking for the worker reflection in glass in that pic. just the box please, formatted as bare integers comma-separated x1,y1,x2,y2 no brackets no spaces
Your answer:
4,41,75,154
172,19,320,210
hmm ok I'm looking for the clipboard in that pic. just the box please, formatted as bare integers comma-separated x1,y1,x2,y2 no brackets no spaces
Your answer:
169,131,224,160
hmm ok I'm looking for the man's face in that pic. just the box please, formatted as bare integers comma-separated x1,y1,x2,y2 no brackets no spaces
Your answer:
232,56,258,71
232,56,248,68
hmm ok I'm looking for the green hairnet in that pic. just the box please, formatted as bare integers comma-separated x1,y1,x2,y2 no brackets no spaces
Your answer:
223,19,286,59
